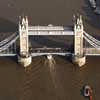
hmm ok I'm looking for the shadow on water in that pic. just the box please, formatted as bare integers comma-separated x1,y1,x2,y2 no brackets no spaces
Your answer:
0,56,18,65
0,17,17,32
7,56,17,61
6,56,21,68
83,0,100,29
29,36,73,49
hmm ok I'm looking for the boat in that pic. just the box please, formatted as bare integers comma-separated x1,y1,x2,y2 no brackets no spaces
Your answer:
84,85,92,97
89,0,96,8
47,55,53,60
94,6,100,14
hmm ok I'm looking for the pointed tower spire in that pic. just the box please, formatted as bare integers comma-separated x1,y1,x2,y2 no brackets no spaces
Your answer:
73,15,86,67
18,16,32,67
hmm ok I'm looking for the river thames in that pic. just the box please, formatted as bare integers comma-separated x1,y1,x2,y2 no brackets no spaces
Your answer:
0,0,100,100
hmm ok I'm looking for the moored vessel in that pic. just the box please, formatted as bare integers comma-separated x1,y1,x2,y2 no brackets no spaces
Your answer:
89,0,96,8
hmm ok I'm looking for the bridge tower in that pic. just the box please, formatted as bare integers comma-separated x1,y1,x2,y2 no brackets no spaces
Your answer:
72,15,86,67
18,16,32,67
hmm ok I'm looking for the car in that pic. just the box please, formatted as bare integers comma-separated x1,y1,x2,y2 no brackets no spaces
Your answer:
84,85,92,97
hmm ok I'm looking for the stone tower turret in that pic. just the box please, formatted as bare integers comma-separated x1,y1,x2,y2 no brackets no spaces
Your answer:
72,15,86,67
18,16,32,67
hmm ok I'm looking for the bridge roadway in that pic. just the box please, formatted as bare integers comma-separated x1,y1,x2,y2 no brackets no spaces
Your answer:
31,48,100,56
30,47,72,57
28,26,74,35
1,48,100,56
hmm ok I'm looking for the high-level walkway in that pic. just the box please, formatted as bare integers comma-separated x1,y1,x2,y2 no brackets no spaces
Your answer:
28,26,74,35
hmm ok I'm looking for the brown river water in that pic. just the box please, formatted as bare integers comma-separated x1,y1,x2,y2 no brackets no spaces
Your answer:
0,0,100,100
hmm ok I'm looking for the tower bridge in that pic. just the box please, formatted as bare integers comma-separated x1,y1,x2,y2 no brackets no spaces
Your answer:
0,16,100,67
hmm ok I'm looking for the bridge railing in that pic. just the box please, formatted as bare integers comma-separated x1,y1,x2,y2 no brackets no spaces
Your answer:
28,30,74,35
84,48,100,55
29,48,69,53
28,26,64,31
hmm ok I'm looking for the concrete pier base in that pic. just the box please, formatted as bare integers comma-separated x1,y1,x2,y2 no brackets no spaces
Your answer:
72,55,86,67
18,55,32,67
